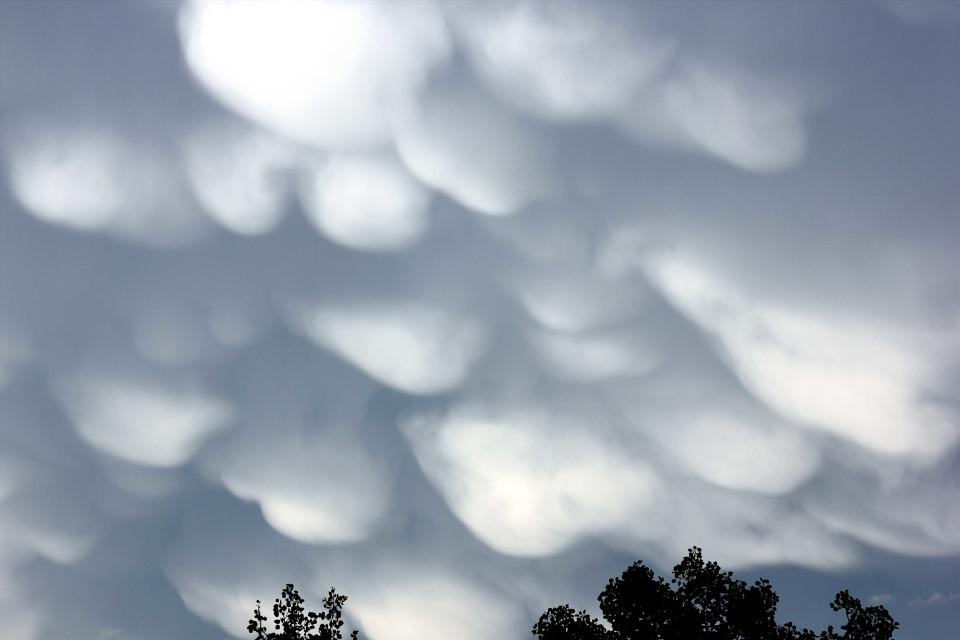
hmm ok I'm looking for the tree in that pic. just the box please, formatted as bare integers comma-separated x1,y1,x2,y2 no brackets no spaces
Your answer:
248,583,360,640
533,547,899,640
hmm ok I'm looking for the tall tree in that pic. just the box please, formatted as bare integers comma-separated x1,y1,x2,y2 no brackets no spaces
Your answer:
533,547,899,640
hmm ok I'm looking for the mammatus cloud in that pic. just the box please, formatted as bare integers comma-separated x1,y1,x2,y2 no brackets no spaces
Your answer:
3,122,208,246
645,252,959,459
0,1,959,639
54,371,233,468
529,326,659,382
299,154,432,251
449,1,675,122
215,429,390,544
178,0,451,149
640,410,821,496
288,301,487,395
183,119,297,236
624,59,808,172
394,80,559,216
404,404,662,556
349,567,525,640
451,1,808,173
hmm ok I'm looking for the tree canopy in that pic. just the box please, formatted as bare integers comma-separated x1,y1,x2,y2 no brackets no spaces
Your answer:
246,548,899,640
248,583,360,640
533,547,899,640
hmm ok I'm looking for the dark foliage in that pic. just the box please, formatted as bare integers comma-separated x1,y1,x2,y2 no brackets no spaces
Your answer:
248,583,360,640
533,547,899,640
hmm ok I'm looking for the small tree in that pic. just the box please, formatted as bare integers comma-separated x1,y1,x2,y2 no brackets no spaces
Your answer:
533,547,899,640
248,583,360,640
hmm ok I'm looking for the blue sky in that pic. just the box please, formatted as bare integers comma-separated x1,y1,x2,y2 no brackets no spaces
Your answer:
0,1,958,639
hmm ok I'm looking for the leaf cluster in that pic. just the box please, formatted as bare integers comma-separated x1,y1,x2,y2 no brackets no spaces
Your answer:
248,584,360,640
533,547,899,640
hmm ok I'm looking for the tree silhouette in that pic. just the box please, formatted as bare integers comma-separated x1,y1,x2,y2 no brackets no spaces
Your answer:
248,584,360,640
533,547,899,640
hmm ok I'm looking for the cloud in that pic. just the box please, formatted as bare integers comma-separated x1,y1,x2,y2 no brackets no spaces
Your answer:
178,0,451,149
451,1,808,173
183,119,297,236
909,592,960,608
4,126,128,230
617,59,808,173
394,80,558,216
0,454,104,570
450,1,674,121
641,410,821,495
641,60,807,173
403,403,662,556
2,121,209,246
529,326,660,382
2,2,960,639
645,252,959,459
54,370,233,468
349,566,525,640
809,471,960,557
299,153,432,251
214,430,390,544
288,301,487,395
513,269,653,333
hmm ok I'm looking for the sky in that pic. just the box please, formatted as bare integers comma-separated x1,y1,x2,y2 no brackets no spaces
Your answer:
0,1,959,639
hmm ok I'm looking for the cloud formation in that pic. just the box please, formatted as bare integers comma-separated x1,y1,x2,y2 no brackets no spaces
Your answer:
1,1,959,640
179,0,451,149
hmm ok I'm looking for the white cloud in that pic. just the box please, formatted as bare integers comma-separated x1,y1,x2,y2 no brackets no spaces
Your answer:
3,2,960,636
448,2,808,173
810,476,960,557
289,302,487,395
642,410,821,495
351,568,523,640
395,81,557,216
178,0,451,149
514,271,651,332
622,60,808,172
183,119,297,236
403,404,661,556
0,484,102,566
4,126,127,230
299,154,432,251
909,591,960,608
646,253,959,459
3,122,208,246
217,431,389,544
169,576,272,639
401,397,853,569
530,327,660,382
450,1,674,121
55,372,233,467
658,494,857,571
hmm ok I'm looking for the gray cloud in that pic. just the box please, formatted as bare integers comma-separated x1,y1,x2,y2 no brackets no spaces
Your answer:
1,1,959,639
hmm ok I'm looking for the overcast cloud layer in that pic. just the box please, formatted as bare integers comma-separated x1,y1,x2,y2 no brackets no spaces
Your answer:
1,2,959,639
